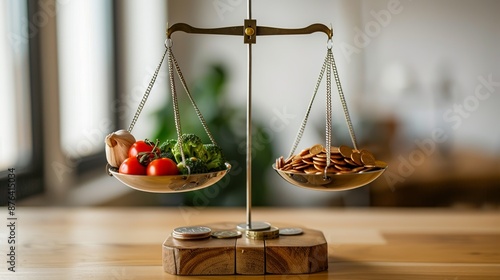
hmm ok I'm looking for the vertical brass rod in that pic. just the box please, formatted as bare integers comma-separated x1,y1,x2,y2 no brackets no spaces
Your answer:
247,0,252,19
246,0,252,228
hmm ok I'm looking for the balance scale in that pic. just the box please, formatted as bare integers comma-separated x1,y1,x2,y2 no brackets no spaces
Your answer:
109,0,386,275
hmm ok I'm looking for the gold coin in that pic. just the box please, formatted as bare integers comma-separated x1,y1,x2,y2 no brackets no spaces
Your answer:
330,153,343,159
330,146,342,154
313,159,327,166
314,164,326,171
352,166,365,172
338,145,353,158
302,153,315,159
294,164,309,170
310,144,324,155
375,160,388,168
302,159,313,165
351,151,363,166
359,167,376,173
344,158,357,166
335,164,351,171
313,161,326,166
299,148,310,156
315,153,327,158
304,167,318,174
332,158,346,165
337,170,354,174
326,166,340,173
360,151,375,165
282,165,293,171
292,161,306,167
313,156,327,162
359,149,372,155
275,157,283,169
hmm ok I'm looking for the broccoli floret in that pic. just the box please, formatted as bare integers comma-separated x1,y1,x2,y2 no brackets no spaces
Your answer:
159,139,177,161
160,138,177,153
177,157,208,175
173,134,208,163
204,143,227,171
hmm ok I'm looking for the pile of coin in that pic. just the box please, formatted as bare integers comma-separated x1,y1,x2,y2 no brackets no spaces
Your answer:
275,144,387,175
246,227,280,240
172,226,212,240
172,225,305,241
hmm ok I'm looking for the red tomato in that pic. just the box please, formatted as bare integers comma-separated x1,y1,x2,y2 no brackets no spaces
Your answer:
147,158,179,176
128,140,157,158
119,156,147,175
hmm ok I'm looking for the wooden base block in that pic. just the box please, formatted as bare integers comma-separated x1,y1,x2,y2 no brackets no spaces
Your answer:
162,222,328,275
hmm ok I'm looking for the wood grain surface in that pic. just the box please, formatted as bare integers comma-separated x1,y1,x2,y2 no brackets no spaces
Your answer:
1,207,499,279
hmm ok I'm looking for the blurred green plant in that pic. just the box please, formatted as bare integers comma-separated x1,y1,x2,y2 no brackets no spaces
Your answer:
151,63,273,206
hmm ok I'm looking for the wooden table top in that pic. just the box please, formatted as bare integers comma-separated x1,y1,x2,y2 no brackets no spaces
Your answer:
1,207,499,279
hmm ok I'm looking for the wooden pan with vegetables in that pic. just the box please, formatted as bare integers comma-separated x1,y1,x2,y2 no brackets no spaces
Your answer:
105,41,230,193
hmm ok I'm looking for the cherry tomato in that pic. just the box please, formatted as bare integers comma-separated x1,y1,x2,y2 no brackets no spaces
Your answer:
119,156,147,175
147,158,179,176
128,140,157,158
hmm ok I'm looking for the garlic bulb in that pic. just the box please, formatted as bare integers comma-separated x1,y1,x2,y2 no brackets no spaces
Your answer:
105,130,136,168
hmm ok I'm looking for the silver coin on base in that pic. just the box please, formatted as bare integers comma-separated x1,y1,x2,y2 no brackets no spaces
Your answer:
279,227,303,236
236,221,271,231
172,226,211,240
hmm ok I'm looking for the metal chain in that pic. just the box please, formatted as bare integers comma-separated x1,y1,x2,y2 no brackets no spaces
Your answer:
325,49,333,172
288,41,358,174
330,50,359,151
168,50,218,146
287,50,330,159
125,39,220,171
167,46,186,166
127,48,168,133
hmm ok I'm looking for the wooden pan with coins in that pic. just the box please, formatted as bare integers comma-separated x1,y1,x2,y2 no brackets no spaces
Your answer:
273,45,386,191
274,144,386,191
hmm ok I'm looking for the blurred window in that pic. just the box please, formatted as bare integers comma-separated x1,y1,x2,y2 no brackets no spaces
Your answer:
0,0,44,204
0,0,32,171
56,0,114,159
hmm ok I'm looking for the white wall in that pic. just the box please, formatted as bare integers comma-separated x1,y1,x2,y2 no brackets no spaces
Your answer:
360,0,500,153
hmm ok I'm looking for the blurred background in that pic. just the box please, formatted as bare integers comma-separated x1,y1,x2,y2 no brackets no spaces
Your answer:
1,0,499,208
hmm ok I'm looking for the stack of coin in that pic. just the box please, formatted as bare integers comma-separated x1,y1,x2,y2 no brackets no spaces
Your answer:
172,226,212,240
275,144,387,175
245,226,280,240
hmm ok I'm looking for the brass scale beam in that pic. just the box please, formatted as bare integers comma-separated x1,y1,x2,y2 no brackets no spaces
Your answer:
167,20,332,230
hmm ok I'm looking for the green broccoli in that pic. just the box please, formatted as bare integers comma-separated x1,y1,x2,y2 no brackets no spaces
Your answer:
204,143,227,171
159,138,177,161
177,157,208,175
173,134,208,163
